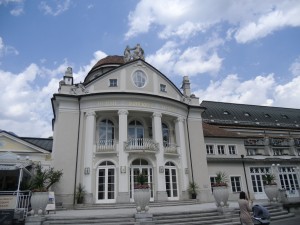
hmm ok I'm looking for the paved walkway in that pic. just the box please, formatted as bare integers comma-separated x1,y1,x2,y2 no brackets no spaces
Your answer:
47,201,247,218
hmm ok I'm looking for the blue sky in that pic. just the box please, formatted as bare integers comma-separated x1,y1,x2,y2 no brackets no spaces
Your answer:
1,0,300,137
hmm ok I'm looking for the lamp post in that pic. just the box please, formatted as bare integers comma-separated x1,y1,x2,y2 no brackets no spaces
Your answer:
241,154,250,199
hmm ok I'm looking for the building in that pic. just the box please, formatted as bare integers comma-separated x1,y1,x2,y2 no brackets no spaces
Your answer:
51,45,300,207
1,45,299,209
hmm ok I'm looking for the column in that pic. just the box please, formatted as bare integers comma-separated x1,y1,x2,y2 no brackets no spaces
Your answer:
152,112,168,201
117,109,129,202
83,111,95,203
175,117,189,196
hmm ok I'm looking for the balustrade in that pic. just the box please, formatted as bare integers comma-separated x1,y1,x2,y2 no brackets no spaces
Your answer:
244,138,265,146
163,142,178,154
124,138,159,152
96,139,117,152
270,138,290,147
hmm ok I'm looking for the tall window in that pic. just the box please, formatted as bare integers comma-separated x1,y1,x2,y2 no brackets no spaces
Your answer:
162,123,170,147
206,145,214,154
128,120,144,146
165,162,178,200
279,167,299,192
230,176,241,192
228,145,236,154
99,119,114,145
217,145,225,154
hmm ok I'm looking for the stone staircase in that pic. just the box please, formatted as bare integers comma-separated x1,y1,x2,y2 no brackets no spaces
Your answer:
32,202,295,225
153,204,295,225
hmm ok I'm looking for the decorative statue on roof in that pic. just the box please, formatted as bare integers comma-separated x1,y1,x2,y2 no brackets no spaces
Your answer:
124,44,145,62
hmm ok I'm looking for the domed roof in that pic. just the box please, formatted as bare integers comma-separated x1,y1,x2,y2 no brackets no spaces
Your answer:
91,55,124,70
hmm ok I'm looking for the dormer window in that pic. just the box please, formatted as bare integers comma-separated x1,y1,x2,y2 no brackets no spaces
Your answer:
160,84,166,92
223,111,230,115
109,79,118,87
244,112,250,117
281,114,288,119
264,114,271,118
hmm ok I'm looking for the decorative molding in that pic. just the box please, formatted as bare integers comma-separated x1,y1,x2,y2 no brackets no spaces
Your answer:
85,111,96,117
152,112,162,118
118,109,129,115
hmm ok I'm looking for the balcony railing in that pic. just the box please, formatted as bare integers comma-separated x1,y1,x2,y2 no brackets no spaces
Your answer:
164,142,178,154
125,138,159,152
96,139,117,152
270,138,290,147
244,138,265,146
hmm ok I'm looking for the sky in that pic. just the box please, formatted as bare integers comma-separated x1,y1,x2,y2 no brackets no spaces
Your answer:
1,0,300,138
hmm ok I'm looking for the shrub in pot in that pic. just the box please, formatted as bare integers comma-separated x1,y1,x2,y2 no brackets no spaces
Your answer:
188,181,199,199
134,173,150,213
212,171,229,207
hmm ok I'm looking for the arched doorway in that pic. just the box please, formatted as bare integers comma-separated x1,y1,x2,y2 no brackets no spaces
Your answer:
130,158,154,201
96,160,116,203
165,161,179,200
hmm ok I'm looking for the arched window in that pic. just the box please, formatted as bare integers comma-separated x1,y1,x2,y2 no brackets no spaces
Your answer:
99,119,114,145
128,120,144,146
162,123,170,147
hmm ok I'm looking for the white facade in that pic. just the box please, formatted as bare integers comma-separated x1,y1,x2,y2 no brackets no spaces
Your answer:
51,50,300,208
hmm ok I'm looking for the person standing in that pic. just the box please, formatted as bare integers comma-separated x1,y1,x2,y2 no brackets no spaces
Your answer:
238,191,254,225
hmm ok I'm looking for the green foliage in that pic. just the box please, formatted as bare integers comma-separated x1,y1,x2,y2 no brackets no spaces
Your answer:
188,181,199,195
76,183,86,204
262,173,276,185
134,173,149,189
213,171,228,186
29,163,63,192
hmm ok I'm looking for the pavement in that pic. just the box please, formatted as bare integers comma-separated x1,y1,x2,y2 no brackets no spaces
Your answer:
47,201,243,218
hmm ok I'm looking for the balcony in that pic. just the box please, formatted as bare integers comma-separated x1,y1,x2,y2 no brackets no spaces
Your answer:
244,138,265,146
124,138,159,152
273,148,291,156
270,138,290,147
96,139,117,153
163,142,178,154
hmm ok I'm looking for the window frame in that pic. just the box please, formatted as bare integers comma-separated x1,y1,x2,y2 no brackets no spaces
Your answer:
228,145,237,155
206,144,214,155
217,145,226,155
230,176,242,193
109,79,118,87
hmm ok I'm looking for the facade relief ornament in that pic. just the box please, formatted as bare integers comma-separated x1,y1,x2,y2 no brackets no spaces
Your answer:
71,83,89,95
152,112,162,118
124,44,145,62
86,111,96,117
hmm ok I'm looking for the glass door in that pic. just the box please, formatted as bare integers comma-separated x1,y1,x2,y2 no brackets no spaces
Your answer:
165,163,179,200
130,167,154,201
96,161,116,203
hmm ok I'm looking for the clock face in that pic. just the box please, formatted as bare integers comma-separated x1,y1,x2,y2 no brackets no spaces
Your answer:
132,70,147,88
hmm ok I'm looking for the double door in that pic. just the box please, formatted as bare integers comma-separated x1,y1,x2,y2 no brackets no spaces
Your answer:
130,167,154,201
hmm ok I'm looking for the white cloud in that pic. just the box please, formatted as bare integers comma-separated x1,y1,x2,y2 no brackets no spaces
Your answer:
0,36,19,57
0,50,107,137
147,37,224,77
126,0,300,43
10,7,23,16
40,0,71,16
235,7,300,43
195,74,276,106
289,57,300,76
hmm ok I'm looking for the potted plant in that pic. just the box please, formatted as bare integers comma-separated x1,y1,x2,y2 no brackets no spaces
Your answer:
262,173,278,202
134,173,150,213
75,183,86,204
28,163,63,215
188,181,199,199
212,171,229,207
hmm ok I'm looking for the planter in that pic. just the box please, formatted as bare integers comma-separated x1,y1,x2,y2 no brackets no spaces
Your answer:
213,186,229,207
264,185,279,202
31,192,49,215
134,189,151,213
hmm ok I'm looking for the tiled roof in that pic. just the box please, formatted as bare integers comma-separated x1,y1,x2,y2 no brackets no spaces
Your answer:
202,123,243,138
22,137,53,152
91,55,124,70
201,101,300,129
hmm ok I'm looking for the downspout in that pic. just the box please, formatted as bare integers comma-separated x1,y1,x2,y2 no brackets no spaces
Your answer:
73,96,81,205
186,105,194,182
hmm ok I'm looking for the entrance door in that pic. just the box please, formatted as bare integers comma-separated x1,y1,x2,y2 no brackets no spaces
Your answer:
130,159,154,201
96,161,116,203
165,162,179,200
250,167,270,199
